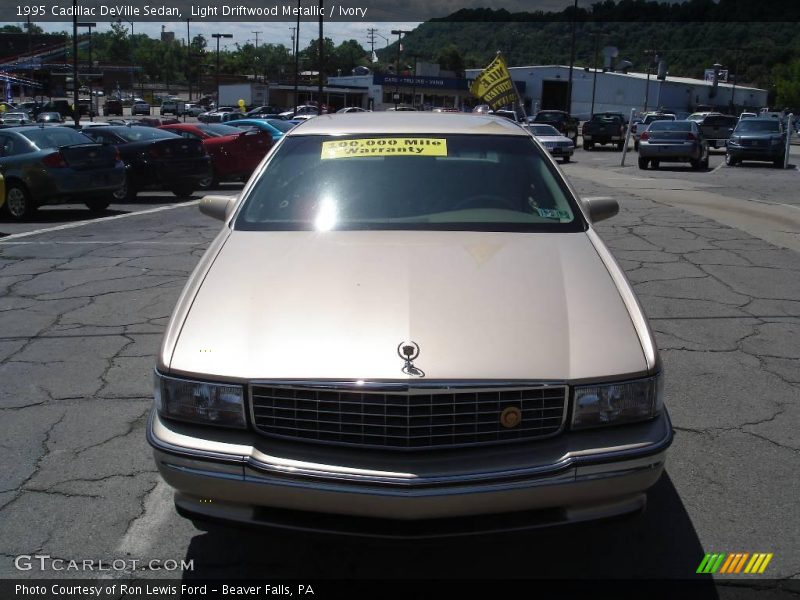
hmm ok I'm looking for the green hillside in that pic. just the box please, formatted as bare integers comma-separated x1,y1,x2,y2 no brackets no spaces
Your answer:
376,5,800,104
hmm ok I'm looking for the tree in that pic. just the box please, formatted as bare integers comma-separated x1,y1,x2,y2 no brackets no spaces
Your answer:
774,59,800,110
301,38,337,77
334,40,368,75
436,44,464,74
0,25,23,33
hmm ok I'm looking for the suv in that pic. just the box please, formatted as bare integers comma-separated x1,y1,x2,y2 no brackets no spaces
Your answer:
531,110,579,144
160,99,179,115
104,99,123,116
42,99,74,120
132,101,151,116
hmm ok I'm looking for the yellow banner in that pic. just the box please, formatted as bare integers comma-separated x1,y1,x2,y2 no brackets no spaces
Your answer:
469,54,517,110
321,138,448,159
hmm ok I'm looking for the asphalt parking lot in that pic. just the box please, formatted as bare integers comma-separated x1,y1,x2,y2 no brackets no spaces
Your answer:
0,144,798,590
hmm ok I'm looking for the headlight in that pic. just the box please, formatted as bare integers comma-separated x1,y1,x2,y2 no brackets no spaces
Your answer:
770,137,783,145
154,371,246,428
571,374,663,430
728,136,741,145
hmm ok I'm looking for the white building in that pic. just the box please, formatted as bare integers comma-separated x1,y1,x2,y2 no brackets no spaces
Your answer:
465,65,768,118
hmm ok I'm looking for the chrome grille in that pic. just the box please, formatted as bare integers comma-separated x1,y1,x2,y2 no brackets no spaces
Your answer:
250,384,567,450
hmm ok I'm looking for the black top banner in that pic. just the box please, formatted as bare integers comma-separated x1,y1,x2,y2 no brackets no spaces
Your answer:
1,0,799,22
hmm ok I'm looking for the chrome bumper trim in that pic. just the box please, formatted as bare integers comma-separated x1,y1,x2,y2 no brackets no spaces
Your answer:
148,410,673,490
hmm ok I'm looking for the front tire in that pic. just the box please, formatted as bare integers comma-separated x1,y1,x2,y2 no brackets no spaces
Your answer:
773,157,785,168
86,199,110,213
3,182,36,221
561,155,571,163
725,153,738,167
171,185,195,198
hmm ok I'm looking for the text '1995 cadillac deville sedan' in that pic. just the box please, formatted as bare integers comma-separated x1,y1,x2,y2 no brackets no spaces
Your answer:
149,113,672,538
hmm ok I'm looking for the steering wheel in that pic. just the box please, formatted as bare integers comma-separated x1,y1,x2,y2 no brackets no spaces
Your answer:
452,194,519,212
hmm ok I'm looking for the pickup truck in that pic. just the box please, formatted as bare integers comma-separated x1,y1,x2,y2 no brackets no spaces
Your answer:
698,114,738,148
531,110,579,144
582,113,627,150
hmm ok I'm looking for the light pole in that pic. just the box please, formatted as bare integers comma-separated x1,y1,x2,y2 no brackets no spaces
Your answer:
566,0,578,114
71,0,78,125
391,29,411,109
77,21,96,121
212,33,233,108
293,0,301,114
251,31,261,82
186,19,192,101
317,0,323,110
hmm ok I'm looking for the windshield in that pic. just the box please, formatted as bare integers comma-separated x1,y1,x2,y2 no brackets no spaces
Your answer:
526,124,560,136
534,112,564,122
199,124,242,137
20,128,94,148
736,120,781,133
644,115,674,124
235,134,584,232
115,127,177,142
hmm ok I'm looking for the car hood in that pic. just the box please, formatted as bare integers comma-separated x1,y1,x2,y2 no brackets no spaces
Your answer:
168,231,647,381
536,135,572,144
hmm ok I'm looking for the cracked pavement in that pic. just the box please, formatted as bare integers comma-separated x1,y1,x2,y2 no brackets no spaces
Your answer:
0,156,798,586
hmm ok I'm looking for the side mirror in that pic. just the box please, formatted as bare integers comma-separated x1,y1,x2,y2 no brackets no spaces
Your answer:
199,194,236,221
585,197,619,223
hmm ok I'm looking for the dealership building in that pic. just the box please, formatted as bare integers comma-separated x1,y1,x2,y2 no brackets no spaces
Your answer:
330,64,767,116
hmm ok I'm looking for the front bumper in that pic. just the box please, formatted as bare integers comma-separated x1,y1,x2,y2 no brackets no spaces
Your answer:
148,408,672,536
726,144,783,161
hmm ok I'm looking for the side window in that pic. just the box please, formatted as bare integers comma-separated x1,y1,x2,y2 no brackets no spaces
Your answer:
179,131,202,140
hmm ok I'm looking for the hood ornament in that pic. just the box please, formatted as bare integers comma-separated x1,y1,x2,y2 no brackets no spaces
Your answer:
397,341,425,377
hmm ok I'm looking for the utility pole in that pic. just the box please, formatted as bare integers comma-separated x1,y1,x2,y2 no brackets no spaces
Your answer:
293,0,300,114
186,19,191,101
252,31,261,82
290,27,296,55
367,28,377,57
643,49,658,113
78,22,96,121
590,31,603,116
566,0,578,114
72,0,78,125
318,0,323,111
212,33,233,108
390,29,411,109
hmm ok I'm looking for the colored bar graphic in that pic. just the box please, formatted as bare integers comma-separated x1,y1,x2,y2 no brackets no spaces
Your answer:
698,552,773,575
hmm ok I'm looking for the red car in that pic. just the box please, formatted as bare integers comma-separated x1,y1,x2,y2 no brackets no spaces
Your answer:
158,123,272,188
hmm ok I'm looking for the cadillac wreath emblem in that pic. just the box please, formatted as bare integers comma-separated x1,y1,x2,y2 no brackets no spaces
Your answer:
397,341,425,377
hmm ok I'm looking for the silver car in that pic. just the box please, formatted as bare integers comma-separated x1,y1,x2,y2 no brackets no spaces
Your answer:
149,113,671,537
638,120,709,170
524,123,575,163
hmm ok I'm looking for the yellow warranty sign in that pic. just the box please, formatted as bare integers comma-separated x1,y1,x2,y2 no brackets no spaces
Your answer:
321,138,448,159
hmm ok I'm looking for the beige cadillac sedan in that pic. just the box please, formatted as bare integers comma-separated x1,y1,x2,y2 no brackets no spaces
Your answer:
149,113,672,537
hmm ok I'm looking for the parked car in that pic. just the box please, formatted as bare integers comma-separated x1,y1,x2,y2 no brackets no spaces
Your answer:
41,99,74,120
739,112,757,120
158,122,272,188
132,101,151,116
182,103,204,117
246,105,283,118
687,111,720,123
160,99,182,115
79,125,211,199
197,108,236,123
632,113,676,150
524,123,575,162
0,125,125,219
698,114,738,149
582,113,627,150
16,101,43,118
637,120,709,170
149,112,671,535
725,118,786,167
103,99,124,116
227,118,294,142
531,110,579,145
0,112,33,126
36,112,64,124
279,105,320,119
336,106,370,114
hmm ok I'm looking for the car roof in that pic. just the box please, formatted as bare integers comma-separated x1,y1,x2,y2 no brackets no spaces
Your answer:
287,113,528,137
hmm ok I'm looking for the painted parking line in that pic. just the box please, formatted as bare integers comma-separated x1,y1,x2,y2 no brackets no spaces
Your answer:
0,200,202,243
711,162,727,173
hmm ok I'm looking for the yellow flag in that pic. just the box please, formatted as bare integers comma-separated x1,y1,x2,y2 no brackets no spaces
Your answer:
469,54,517,110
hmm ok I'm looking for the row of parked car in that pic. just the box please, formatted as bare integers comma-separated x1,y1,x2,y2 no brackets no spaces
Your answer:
0,118,280,221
